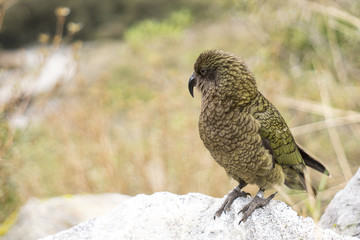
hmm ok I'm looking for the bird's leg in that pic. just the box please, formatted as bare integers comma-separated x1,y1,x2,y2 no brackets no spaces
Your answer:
214,185,250,219
238,188,277,223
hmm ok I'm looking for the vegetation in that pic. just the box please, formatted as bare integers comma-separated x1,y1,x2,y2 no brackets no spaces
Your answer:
1,0,360,228
0,0,206,48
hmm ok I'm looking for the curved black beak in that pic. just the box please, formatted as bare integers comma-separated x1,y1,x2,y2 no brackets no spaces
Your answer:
188,73,196,98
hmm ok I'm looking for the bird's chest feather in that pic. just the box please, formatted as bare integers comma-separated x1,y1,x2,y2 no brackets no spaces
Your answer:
198,100,262,164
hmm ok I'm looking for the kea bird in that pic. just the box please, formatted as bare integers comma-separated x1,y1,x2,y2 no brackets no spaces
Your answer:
188,49,329,222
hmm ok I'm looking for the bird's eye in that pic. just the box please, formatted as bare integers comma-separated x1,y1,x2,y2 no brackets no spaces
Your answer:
200,68,206,76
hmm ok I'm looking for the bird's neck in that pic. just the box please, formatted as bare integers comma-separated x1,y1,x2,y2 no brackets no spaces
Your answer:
201,90,258,115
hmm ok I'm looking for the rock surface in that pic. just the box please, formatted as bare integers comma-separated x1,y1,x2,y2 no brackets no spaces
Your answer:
41,192,354,240
1,194,130,240
320,168,360,238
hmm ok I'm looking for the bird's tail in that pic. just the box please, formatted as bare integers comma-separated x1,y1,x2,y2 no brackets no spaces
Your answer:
283,144,331,196
297,144,330,176
283,166,318,196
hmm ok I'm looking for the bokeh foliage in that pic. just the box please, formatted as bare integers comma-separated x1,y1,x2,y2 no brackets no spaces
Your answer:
0,0,204,48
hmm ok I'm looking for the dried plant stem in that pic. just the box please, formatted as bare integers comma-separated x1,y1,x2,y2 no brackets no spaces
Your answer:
53,7,70,45
326,19,348,84
291,114,360,136
316,71,352,181
275,96,360,136
296,0,360,30
275,96,358,117
274,186,298,211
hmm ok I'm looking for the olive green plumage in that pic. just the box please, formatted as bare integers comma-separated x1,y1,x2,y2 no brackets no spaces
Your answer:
189,49,329,197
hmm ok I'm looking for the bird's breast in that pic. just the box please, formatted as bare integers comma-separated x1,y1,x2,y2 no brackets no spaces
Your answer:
198,101,279,186
199,104,261,159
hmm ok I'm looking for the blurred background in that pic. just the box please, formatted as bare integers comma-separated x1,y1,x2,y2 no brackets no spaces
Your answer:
0,0,359,228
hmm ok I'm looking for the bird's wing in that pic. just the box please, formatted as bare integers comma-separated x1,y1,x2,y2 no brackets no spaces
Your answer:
250,94,305,167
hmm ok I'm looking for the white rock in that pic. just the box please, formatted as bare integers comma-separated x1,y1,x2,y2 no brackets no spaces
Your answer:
41,192,354,240
1,194,130,240
320,168,360,238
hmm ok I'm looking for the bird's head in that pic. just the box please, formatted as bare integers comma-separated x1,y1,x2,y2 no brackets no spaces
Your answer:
188,49,257,105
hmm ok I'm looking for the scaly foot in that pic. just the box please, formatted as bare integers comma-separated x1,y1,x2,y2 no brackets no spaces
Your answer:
238,192,277,223
214,186,250,219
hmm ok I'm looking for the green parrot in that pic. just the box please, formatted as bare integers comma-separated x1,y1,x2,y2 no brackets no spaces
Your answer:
188,49,329,222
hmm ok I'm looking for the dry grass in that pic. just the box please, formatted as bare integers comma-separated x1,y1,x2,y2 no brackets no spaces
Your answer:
1,0,360,225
